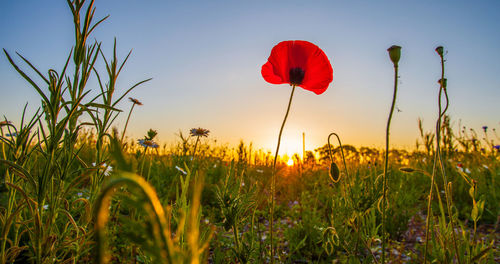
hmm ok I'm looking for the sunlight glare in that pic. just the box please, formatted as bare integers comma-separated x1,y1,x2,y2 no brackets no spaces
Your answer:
287,158,294,166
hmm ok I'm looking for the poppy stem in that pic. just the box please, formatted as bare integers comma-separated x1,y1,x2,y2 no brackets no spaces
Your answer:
382,63,398,264
270,84,296,263
327,132,350,183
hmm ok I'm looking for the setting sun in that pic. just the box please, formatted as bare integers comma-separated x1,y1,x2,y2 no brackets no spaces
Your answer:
286,158,294,166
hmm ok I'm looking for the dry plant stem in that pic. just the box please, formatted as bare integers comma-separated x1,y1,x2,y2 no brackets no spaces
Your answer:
120,102,136,143
382,64,398,264
270,85,296,263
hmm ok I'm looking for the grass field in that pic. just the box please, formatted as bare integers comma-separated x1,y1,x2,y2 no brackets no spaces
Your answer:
1,1,499,263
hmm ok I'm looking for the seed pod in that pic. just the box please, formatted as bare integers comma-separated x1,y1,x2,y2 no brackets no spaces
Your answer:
435,46,444,57
387,45,402,66
329,162,340,183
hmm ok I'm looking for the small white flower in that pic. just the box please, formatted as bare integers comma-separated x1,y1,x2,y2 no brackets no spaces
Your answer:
102,166,112,176
241,182,245,187
43,205,49,210
92,162,113,176
204,218,210,224
482,165,489,169
175,166,187,175
465,168,471,174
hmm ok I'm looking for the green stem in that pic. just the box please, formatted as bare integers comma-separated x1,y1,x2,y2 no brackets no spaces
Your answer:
121,103,136,143
233,224,241,256
327,132,352,203
382,64,398,264
270,85,296,263
327,132,350,182
437,88,461,264
192,136,200,158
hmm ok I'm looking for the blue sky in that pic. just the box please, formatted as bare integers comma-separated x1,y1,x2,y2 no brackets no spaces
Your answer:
1,0,499,155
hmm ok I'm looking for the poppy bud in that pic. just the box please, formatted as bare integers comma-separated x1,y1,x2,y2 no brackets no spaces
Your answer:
329,162,340,183
435,46,444,57
387,45,402,67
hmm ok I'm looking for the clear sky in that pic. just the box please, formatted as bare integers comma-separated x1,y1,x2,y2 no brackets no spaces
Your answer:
1,0,499,156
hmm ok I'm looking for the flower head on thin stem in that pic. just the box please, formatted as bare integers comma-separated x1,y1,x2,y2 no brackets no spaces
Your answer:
138,139,159,149
387,45,402,67
121,97,143,143
381,44,401,264
435,46,444,57
128,97,143,106
190,128,210,137
190,127,210,159
261,40,333,263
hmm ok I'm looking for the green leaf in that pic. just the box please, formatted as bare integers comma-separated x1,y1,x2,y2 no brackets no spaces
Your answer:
471,205,478,222
86,102,122,112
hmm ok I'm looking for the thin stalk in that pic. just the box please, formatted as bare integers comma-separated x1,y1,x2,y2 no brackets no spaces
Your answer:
382,63,398,264
233,224,241,255
437,89,461,263
121,103,136,143
327,133,350,191
423,125,441,262
270,85,296,263
192,136,200,158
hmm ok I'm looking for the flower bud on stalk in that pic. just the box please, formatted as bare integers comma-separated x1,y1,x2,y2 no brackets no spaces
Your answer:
329,162,340,183
387,45,402,67
435,46,444,57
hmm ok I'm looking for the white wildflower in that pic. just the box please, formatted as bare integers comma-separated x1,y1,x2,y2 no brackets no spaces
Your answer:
175,166,187,175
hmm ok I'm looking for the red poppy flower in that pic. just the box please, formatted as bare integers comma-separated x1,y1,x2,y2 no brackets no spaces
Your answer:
261,40,333,95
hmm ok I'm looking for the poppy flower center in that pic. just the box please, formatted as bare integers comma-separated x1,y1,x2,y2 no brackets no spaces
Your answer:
289,67,305,85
